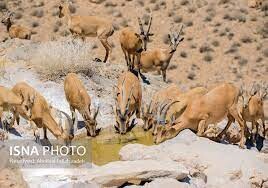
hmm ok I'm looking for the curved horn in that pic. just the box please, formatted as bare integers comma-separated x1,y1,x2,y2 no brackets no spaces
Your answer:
146,16,152,34
160,100,180,123
138,17,145,34
93,105,100,120
250,82,258,96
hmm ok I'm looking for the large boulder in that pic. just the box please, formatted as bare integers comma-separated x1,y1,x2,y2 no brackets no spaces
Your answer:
85,160,189,187
119,130,268,187
125,178,190,188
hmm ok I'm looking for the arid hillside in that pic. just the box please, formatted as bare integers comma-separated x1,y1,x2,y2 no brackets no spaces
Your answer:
0,0,267,86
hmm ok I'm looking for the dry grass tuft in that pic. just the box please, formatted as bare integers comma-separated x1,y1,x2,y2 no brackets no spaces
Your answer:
29,39,93,81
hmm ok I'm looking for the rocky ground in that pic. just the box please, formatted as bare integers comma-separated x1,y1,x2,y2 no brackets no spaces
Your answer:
0,0,267,187
0,38,267,188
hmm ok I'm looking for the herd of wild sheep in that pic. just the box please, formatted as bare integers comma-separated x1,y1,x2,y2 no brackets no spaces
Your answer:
0,1,267,150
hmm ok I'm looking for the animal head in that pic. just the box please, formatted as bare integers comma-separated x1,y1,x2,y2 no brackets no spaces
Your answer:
154,126,177,144
241,82,259,108
84,105,100,137
57,129,73,146
58,1,71,18
1,12,13,29
114,85,135,134
168,25,184,53
142,100,154,131
137,16,154,51
20,93,36,119
152,100,179,136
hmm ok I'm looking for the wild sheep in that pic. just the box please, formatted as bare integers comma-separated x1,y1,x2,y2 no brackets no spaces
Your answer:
1,12,31,40
119,16,153,71
58,2,114,63
154,83,246,148
0,86,31,126
142,83,181,131
11,82,72,145
241,82,267,141
64,73,100,137
114,70,142,134
139,25,184,82
151,87,208,136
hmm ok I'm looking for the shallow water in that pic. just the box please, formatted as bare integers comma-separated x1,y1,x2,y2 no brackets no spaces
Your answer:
73,127,154,165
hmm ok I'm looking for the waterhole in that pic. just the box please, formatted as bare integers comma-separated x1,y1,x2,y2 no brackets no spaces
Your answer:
73,126,154,165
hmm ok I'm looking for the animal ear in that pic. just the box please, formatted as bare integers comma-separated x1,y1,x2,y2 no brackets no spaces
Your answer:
148,33,154,36
29,94,36,105
179,37,184,42
135,33,140,37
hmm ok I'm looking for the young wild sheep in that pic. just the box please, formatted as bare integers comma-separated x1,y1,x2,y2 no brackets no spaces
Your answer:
241,82,267,142
58,2,114,63
64,73,100,137
154,83,246,148
11,82,72,145
1,12,31,40
142,83,181,131
139,25,184,82
114,70,142,134
151,87,208,136
119,16,153,71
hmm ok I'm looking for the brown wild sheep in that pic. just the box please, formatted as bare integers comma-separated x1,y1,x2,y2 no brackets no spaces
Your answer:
142,83,181,131
11,82,72,145
59,2,114,63
241,82,267,141
139,25,184,82
154,83,246,148
64,73,100,137
0,86,31,130
119,16,153,71
151,87,208,136
114,70,142,134
1,12,31,40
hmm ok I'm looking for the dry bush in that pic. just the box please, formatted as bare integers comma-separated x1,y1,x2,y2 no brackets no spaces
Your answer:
180,0,189,6
31,9,44,18
211,40,220,47
218,0,230,5
180,51,187,58
203,53,213,62
14,12,23,19
240,35,252,43
0,2,6,10
263,48,268,58
173,15,183,23
32,21,39,28
199,43,214,53
29,39,93,81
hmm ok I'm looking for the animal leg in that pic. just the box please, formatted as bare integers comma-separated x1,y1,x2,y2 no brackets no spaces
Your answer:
0,107,3,129
229,107,246,148
216,114,234,140
121,47,129,68
43,127,48,140
99,38,111,63
162,69,167,82
31,121,40,144
197,119,207,137
70,106,77,128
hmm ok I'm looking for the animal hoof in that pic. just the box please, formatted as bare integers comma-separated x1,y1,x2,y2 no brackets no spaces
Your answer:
94,58,102,62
